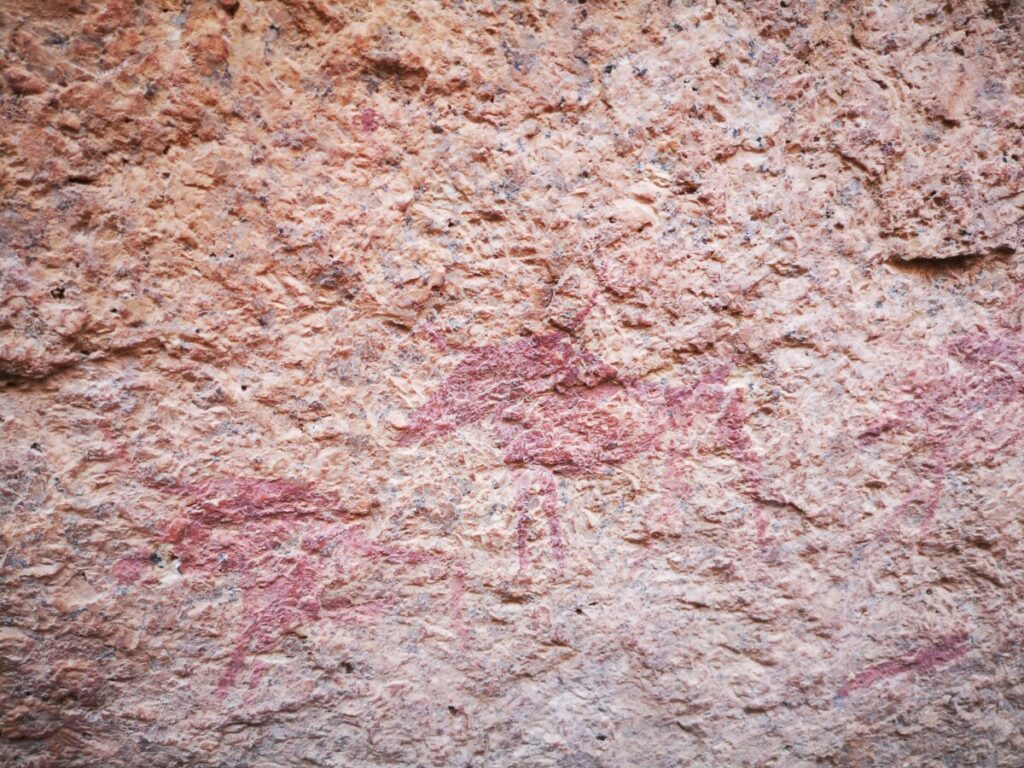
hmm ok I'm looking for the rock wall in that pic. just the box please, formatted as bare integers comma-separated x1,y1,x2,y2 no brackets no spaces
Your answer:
2,1,1024,766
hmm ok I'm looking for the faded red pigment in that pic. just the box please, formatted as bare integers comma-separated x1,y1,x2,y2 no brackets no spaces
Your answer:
511,470,564,573
866,330,1024,538
166,477,346,527
111,549,154,585
401,333,620,452
403,333,772,563
714,390,770,543
357,107,382,133
122,477,458,699
839,633,970,697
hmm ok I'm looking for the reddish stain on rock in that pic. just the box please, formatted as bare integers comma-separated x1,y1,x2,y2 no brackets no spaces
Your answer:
839,633,970,697
403,334,745,476
512,469,564,574
153,477,439,698
111,550,154,585
166,477,347,528
402,333,620,452
404,334,772,553
357,107,383,133
868,330,1024,538
715,391,769,544
216,557,322,697
497,382,657,475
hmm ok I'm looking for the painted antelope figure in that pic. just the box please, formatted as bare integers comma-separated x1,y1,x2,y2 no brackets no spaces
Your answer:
118,477,447,699
400,332,773,573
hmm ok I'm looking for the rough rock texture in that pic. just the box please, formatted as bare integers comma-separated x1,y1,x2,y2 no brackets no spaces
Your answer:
2,0,1024,766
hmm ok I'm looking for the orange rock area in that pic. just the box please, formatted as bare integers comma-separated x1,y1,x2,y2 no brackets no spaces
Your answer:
2,1,1023,766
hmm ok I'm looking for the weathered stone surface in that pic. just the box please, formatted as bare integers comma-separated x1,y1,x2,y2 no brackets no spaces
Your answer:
2,1,1023,766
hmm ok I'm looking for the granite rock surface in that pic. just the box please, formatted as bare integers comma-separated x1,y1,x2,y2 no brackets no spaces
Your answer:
2,1,1024,766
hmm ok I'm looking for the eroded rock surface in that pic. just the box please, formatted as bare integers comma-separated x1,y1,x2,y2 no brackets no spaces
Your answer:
2,1,1023,766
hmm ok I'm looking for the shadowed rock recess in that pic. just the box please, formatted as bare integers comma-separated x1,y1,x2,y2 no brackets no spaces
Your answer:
2,0,1024,766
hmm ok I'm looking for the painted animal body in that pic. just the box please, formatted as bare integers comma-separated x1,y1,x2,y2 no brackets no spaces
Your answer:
402,333,772,568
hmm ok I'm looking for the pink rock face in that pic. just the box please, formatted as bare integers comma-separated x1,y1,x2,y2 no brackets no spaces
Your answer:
3,0,1024,766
